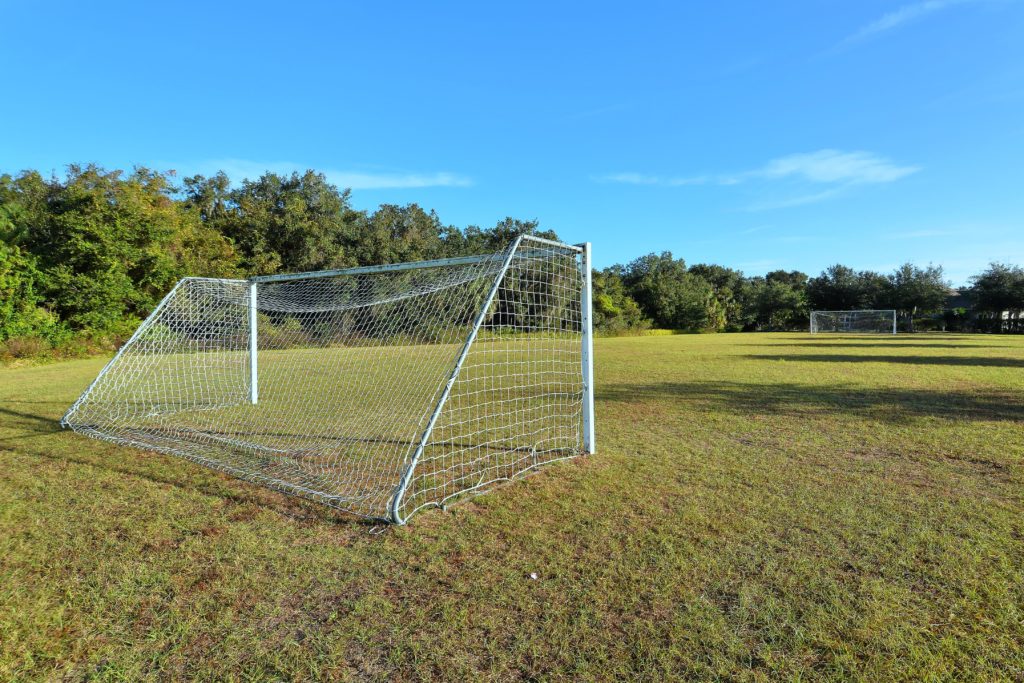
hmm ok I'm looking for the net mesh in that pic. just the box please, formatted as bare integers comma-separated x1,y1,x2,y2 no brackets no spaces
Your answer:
62,238,587,522
810,310,896,334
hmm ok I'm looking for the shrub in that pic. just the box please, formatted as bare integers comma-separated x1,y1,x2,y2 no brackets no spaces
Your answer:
1,335,49,359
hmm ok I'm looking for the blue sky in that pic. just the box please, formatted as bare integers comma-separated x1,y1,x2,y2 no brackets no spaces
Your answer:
2,1,1022,285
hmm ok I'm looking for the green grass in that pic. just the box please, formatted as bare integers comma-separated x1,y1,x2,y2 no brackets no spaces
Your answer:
2,333,1023,681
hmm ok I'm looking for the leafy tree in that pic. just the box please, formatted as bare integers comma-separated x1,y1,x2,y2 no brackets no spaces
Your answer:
13,165,190,333
888,263,949,331
689,263,749,331
168,216,241,279
187,170,363,275
747,277,808,330
181,172,233,226
0,226,62,342
969,263,1024,332
461,218,560,254
806,265,866,311
623,252,723,331
765,270,807,289
858,270,892,310
357,204,452,264
592,267,649,333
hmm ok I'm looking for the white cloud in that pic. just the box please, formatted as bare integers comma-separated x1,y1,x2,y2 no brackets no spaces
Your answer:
596,149,919,210
593,172,708,186
840,0,976,46
597,150,917,191
189,159,472,190
752,150,920,185
593,172,662,185
744,189,846,211
884,229,962,239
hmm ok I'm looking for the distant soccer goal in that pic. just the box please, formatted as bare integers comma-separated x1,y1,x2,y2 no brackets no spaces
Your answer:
62,235,596,524
810,309,897,334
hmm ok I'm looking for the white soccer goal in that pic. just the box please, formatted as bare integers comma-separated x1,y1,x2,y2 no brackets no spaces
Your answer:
62,235,595,524
809,309,897,334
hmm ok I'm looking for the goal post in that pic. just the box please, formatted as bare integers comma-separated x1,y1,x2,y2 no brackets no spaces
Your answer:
62,236,595,524
810,309,897,334
580,242,595,455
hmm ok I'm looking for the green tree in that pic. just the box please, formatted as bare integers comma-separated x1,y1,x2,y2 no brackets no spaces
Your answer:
13,165,191,333
859,270,892,310
747,277,808,330
689,263,749,331
0,229,62,343
765,270,808,289
357,204,452,264
186,170,363,275
888,263,949,332
806,265,866,311
592,267,649,333
461,218,560,254
623,252,723,331
969,263,1024,332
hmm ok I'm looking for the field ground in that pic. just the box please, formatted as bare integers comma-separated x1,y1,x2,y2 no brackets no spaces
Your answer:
2,333,1023,681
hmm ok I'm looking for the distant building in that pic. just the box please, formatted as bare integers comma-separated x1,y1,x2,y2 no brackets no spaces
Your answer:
944,288,971,311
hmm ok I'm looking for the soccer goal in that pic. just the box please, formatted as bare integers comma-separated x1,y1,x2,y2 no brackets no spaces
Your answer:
809,309,897,334
62,235,595,524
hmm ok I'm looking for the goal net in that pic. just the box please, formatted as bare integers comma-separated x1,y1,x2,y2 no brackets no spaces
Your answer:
62,236,595,524
809,309,897,334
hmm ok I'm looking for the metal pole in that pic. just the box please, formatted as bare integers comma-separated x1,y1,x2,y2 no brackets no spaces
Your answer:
893,310,898,335
580,242,596,454
388,235,526,524
249,282,259,404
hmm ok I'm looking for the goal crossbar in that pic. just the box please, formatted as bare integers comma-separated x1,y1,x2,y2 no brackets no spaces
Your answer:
62,236,595,524
251,236,583,284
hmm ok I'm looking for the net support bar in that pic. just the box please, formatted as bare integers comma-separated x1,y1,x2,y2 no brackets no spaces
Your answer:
387,235,525,524
249,282,259,405
580,242,596,454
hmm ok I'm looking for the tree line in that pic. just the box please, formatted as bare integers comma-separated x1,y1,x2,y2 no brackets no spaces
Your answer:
0,165,557,357
1,164,1023,358
595,256,1024,334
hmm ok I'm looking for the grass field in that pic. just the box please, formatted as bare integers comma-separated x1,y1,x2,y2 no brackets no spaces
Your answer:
2,333,1023,681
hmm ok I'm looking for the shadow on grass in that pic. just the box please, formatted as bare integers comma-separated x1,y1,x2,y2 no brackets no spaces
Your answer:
746,354,1024,368
0,405,62,429
740,343,1016,350
0,406,378,528
759,334,996,341
601,381,1024,423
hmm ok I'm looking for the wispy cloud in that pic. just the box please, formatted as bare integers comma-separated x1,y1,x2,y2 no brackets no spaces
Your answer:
596,149,920,210
736,258,780,271
743,188,845,211
839,0,976,47
592,172,709,186
751,150,920,185
884,229,962,239
188,159,472,190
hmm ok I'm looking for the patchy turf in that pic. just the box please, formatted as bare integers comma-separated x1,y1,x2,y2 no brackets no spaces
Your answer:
2,333,1022,681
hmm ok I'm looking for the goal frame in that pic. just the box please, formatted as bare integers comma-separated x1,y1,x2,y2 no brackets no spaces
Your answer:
62,234,595,524
809,309,897,335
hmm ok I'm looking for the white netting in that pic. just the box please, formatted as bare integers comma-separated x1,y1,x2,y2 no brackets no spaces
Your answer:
810,310,896,334
62,238,587,522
